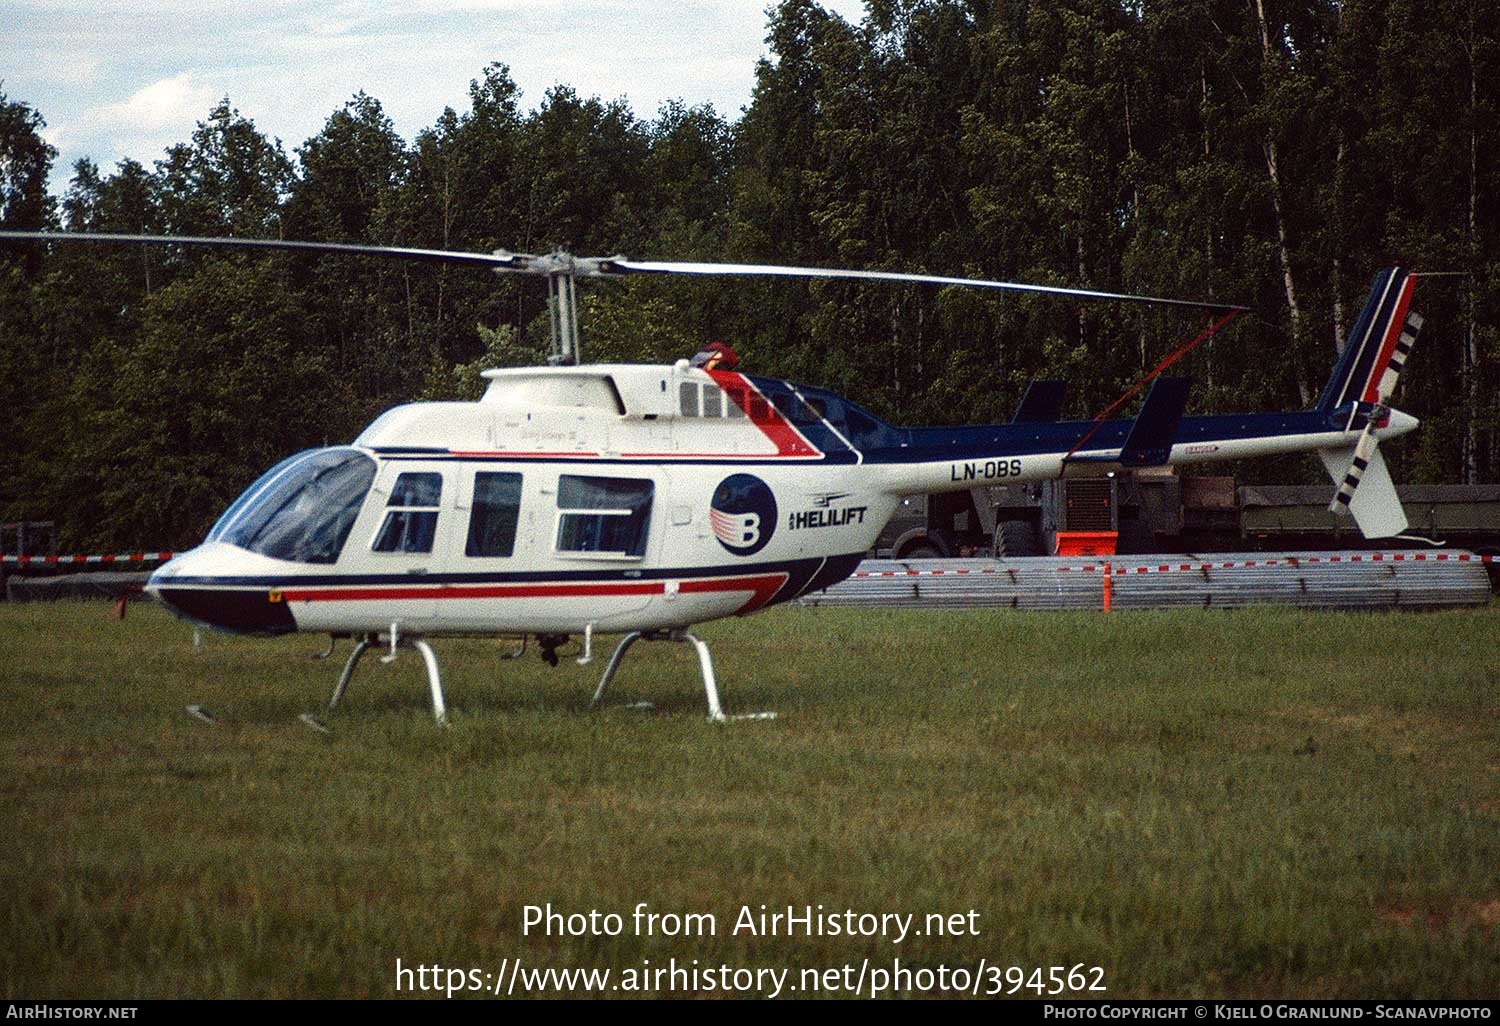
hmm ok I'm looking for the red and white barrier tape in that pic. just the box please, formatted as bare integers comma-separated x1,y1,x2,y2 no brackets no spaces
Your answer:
855,551,1497,578
1,552,175,566
3,549,1495,574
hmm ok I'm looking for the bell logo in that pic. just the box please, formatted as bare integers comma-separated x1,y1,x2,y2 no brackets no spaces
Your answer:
709,474,777,556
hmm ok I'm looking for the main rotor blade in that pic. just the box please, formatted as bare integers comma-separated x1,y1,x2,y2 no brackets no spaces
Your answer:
0,231,1250,311
0,230,517,268
605,259,1249,313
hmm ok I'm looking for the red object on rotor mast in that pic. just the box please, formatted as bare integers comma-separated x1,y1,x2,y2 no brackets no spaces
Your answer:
691,340,740,371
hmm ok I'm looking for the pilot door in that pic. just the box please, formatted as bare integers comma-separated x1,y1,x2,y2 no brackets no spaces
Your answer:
364,464,451,624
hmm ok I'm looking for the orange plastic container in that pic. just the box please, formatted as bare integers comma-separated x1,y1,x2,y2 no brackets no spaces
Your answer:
1053,530,1118,557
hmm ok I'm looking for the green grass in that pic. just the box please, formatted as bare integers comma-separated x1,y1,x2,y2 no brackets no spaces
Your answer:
1,600,1497,998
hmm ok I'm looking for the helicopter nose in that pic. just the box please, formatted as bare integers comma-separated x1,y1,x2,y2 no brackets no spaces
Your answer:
146,546,296,635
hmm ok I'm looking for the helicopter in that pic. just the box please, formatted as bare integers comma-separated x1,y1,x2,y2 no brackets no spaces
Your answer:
0,231,1425,724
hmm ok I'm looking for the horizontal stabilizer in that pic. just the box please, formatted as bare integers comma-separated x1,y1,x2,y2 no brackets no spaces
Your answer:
1119,377,1192,467
1318,444,1407,538
1011,380,1067,423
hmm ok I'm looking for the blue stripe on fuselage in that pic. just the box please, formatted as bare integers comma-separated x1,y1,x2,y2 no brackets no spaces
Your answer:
151,554,868,591
859,410,1343,464
369,381,1350,470
734,375,1345,466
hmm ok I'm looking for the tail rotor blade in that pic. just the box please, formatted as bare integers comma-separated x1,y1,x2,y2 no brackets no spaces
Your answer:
1328,406,1386,516
1325,283,1425,520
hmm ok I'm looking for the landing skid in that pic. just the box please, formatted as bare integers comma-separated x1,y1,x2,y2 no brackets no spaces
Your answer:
310,627,769,727
327,629,448,724
590,629,775,722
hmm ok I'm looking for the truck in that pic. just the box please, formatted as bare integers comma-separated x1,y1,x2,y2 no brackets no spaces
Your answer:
875,470,1500,569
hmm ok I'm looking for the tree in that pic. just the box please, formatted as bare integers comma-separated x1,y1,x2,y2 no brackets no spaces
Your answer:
388,65,531,385
45,258,339,549
7,0,1500,550
283,92,407,427
0,88,54,232
0,90,57,522
154,98,293,237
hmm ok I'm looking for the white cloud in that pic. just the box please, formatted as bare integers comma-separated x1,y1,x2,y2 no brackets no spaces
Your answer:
98,72,220,134
4,0,871,188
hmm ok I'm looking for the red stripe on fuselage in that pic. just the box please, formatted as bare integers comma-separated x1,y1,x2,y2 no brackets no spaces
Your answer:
281,582,662,602
707,370,821,458
280,573,790,614
680,573,788,614
1360,275,1416,406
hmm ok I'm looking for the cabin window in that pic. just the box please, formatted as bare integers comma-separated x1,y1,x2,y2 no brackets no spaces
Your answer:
555,475,653,557
702,387,723,418
679,380,738,419
772,392,821,425
465,472,523,557
721,385,746,418
373,472,442,553
210,447,376,564
836,399,899,450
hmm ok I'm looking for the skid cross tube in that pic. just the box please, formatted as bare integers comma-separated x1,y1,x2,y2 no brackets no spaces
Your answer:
328,631,448,724
590,629,775,722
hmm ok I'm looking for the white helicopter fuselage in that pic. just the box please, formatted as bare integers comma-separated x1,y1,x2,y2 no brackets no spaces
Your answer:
148,362,903,635
146,358,1417,638
0,228,1423,719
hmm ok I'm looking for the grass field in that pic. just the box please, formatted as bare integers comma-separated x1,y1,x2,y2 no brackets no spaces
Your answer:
1,599,1497,999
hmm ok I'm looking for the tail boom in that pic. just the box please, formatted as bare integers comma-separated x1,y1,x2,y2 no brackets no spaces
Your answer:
870,408,1418,503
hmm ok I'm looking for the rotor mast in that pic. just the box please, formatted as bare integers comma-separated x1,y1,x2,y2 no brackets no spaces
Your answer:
546,259,582,366
490,250,625,366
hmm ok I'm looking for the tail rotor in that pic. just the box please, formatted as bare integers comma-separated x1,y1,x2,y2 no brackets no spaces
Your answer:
1318,269,1424,536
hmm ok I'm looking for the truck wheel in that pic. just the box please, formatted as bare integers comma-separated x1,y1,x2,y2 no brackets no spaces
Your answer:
901,542,941,560
994,520,1041,558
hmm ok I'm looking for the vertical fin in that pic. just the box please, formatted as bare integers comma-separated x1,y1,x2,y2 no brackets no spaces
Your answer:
1011,380,1067,423
1118,377,1192,467
1318,268,1423,534
1318,445,1407,538
1317,268,1414,412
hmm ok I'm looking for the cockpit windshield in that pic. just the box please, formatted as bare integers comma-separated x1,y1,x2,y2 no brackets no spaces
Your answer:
207,448,376,564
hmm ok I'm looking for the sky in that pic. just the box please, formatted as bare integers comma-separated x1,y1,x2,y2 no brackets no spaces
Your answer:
2,0,869,192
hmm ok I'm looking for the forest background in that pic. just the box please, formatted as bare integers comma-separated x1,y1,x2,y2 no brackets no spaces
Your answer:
1,0,1495,550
